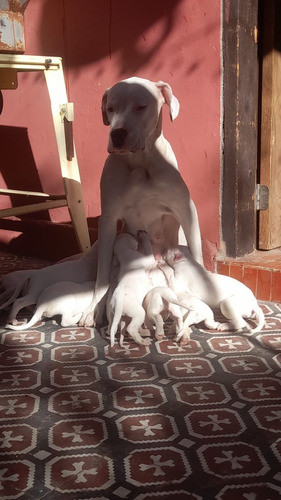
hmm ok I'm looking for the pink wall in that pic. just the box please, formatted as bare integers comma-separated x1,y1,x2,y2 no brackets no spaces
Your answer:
0,0,221,269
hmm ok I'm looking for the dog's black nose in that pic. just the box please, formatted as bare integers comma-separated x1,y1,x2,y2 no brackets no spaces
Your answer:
111,128,127,148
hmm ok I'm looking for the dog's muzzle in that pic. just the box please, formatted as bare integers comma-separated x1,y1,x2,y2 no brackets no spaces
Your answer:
111,128,128,149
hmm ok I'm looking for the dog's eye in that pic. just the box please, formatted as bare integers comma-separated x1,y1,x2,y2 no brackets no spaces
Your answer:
136,105,147,112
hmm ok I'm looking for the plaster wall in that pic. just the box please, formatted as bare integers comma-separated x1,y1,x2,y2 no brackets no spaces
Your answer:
0,0,221,269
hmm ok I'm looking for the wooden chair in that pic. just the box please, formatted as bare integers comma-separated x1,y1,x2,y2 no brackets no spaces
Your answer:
0,54,91,253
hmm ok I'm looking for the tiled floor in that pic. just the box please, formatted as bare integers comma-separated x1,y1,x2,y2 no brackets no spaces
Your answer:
0,251,281,499
217,247,281,303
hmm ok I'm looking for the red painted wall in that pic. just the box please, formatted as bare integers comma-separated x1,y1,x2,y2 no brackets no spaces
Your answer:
0,0,221,269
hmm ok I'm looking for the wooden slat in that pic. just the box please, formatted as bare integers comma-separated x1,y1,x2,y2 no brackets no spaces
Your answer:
0,199,68,218
0,54,61,71
259,0,281,249
0,188,65,199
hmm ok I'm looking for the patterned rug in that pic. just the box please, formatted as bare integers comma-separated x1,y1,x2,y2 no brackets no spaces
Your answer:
0,252,281,499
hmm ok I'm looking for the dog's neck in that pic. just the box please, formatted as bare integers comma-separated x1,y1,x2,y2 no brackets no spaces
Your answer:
127,134,177,172
123,109,177,169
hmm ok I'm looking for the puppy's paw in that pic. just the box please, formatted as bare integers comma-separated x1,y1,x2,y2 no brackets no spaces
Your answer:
174,325,191,344
156,256,166,265
179,336,191,346
216,322,232,332
203,321,223,331
79,312,95,328
141,337,152,346
137,230,148,241
155,333,166,341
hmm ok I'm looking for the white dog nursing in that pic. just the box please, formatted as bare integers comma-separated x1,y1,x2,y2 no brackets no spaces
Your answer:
79,76,203,327
1,76,264,345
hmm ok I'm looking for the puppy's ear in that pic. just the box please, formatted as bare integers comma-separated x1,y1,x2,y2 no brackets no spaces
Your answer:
156,81,180,121
101,89,110,126
173,250,183,261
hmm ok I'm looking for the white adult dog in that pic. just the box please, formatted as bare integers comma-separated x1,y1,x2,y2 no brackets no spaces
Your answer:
80,76,203,327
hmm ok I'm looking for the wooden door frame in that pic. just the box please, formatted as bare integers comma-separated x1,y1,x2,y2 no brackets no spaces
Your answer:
259,0,281,250
221,0,259,258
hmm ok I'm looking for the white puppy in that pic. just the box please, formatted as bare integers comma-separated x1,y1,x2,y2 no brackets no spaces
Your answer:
173,290,222,344
108,231,156,347
143,281,222,345
79,76,203,327
6,244,98,325
6,281,95,330
154,260,222,344
143,286,187,341
164,246,265,333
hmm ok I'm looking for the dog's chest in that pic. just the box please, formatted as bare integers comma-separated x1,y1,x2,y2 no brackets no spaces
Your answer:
124,168,170,213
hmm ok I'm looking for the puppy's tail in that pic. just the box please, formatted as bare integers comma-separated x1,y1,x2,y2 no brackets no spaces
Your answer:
6,308,42,331
109,290,124,347
250,305,265,333
156,287,193,311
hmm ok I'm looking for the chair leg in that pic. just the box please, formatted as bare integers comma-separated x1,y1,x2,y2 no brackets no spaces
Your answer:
44,61,91,253
63,176,91,252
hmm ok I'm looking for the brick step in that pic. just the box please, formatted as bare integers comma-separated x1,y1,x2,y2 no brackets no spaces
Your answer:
216,248,281,302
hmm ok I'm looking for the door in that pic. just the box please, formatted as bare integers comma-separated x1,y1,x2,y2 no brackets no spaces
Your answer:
259,0,281,249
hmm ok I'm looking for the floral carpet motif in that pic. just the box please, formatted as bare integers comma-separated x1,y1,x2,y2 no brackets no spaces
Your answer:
0,252,280,499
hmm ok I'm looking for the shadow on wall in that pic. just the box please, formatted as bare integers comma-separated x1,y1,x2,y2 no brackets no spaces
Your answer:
37,0,219,79
0,126,50,222
38,0,181,73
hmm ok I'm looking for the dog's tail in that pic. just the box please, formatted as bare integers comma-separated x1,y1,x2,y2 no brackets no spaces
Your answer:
156,287,196,312
250,305,265,333
5,307,42,331
159,286,194,342
109,287,124,347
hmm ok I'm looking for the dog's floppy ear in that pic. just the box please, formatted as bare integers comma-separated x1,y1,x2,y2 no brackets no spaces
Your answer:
156,81,180,121
101,88,110,126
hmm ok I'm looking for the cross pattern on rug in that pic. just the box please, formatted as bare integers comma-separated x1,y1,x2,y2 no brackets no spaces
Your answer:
0,299,281,499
